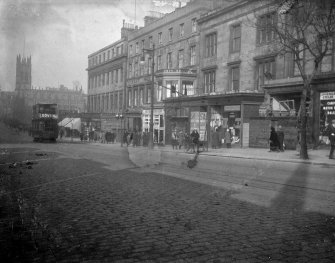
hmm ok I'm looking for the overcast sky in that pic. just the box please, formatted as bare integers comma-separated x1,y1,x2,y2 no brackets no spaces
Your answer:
0,0,186,93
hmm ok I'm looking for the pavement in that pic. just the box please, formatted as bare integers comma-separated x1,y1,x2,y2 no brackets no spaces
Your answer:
124,143,335,168
1,121,333,167
56,135,335,167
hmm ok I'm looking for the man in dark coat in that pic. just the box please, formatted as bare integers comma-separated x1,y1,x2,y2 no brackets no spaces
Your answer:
325,119,335,159
191,129,200,153
269,127,280,152
277,125,285,151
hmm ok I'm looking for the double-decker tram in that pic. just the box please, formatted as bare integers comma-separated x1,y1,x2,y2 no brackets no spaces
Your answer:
31,103,59,142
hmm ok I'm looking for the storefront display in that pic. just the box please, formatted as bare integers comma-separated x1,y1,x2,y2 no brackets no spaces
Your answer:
190,111,207,141
142,109,165,144
320,91,335,134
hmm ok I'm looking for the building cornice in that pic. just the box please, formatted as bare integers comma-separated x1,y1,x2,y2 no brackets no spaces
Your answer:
197,1,249,24
128,2,212,42
88,38,127,58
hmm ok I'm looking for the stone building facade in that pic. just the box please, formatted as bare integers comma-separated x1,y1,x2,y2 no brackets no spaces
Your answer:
188,0,334,148
87,0,335,147
125,0,219,144
164,0,265,147
86,21,136,138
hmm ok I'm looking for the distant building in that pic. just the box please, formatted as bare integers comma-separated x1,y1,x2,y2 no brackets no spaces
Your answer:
16,55,32,91
13,54,87,125
0,91,15,119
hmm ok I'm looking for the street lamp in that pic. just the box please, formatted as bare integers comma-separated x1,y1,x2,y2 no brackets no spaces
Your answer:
140,44,155,149
116,113,124,146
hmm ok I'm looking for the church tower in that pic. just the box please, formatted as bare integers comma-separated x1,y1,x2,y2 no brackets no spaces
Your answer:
15,54,32,91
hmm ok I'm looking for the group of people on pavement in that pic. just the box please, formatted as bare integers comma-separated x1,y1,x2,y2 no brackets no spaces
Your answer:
122,130,150,147
171,129,200,153
211,127,233,149
86,130,116,143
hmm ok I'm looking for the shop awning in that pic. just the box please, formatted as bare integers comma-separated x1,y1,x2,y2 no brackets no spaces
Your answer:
58,118,81,130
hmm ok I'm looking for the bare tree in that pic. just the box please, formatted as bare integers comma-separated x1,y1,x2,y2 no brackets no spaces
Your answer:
253,0,335,159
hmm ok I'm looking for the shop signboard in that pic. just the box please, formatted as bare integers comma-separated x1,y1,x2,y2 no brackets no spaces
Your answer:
224,105,240,112
320,92,335,101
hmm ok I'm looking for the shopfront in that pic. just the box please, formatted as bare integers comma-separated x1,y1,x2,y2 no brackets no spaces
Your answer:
142,108,165,144
164,93,264,147
209,105,242,146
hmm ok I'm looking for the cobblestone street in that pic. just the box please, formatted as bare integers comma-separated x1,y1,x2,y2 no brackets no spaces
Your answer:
1,145,334,262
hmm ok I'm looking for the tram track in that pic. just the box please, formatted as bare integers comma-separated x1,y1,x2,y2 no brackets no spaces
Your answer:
138,162,335,195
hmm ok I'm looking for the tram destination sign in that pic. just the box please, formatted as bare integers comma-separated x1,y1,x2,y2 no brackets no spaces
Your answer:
38,113,58,119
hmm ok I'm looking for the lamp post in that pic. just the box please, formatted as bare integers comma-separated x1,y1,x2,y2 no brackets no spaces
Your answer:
116,113,124,146
140,44,155,149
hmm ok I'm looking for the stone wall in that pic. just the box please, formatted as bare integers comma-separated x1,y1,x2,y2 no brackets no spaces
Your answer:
249,117,296,150
249,117,314,150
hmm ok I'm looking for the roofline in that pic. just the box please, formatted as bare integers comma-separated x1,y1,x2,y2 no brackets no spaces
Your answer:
88,37,127,58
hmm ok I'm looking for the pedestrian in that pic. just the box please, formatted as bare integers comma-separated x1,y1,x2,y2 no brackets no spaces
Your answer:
59,128,64,139
128,131,133,146
178,131,184,150
277,125,285,151
123,130,129,146
191,129,200,153
212,128,220,149
171,129,178,150
325,119,335,159
269,126,280,152
225,128,232,148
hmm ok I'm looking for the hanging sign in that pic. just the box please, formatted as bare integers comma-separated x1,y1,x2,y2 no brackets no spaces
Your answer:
320,92,335,100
